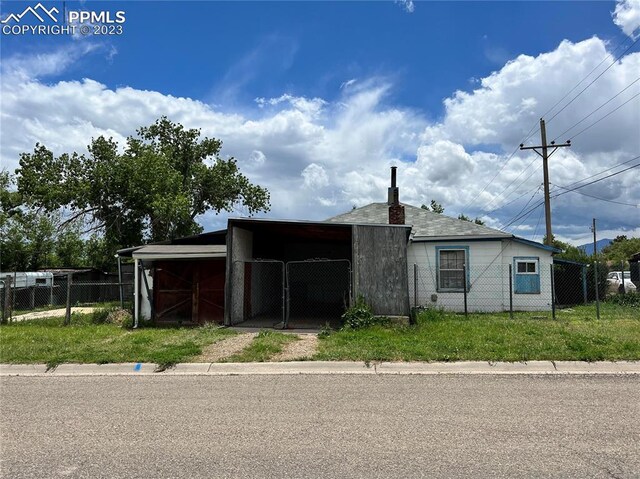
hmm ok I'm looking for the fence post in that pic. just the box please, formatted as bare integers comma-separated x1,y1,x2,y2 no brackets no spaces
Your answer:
414,263,418,308
2,275,13,324
117,255,124,309
594,261,600,320
508,264,513,319
463,263,468,318
550,264,556,320
582,265,588,304
30,286,36,310
620,261,626,294
64,273,72,325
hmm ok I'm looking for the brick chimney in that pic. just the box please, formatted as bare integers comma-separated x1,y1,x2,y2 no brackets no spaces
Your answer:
388,166,405,225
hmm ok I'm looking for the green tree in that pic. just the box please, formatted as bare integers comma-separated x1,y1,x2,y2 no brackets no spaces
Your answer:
55,228,86,268
457,213,485,225
421,200,444,214
15,117,271,269
602,235,640,266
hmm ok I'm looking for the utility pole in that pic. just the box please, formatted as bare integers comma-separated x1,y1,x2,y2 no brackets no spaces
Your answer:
520,119,571,246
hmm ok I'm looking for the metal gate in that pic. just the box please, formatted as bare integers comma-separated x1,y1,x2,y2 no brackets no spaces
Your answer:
230,260,285,326
285,259,352,329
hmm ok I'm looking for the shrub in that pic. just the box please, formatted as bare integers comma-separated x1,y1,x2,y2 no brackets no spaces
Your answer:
91,308,111,324
107,308,134,328
91,307,133,328
417,307,447,322
341,297,390,330
605,291,640,308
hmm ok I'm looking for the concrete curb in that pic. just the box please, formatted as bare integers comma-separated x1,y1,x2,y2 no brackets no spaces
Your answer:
2,361,640,377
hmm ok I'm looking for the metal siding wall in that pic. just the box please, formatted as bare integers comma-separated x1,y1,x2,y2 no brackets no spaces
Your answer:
353,225,410,316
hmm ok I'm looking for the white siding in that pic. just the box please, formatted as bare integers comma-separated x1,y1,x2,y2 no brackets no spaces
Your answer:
407,239,553,313
139,268,153,320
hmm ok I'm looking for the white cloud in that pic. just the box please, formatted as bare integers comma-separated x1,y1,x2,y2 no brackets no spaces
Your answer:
1,32,638,244
301,164,330,190
395,0,415,13
613,0,640,39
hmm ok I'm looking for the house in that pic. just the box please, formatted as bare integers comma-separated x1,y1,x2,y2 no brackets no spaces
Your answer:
327,167,560,312
119,167,559,327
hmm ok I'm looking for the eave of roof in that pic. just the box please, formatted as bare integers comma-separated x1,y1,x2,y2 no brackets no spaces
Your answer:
132,245,226,260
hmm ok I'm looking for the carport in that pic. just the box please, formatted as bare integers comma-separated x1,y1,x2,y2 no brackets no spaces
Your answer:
226,218,411,329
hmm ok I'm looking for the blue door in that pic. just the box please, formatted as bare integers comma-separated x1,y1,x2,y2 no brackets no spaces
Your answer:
514,258,540,294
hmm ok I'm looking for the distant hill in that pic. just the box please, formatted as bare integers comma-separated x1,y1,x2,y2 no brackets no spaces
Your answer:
578,238,613,256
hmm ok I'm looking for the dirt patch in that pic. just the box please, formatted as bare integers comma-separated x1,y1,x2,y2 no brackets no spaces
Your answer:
270,334,318,361
197,333,258,362
11,307,99,322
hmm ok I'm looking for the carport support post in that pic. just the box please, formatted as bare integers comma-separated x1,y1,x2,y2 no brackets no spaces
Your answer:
134,259,139,328
508,264,513,320
64,273,72,325
463,264,468,318
550,264,556,320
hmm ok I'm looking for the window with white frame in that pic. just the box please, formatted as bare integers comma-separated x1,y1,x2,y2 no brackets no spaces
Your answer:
438,249,467,291
513,257,540,294
516,260,537,274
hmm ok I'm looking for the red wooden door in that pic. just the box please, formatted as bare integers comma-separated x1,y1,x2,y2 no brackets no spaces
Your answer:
154,260,225,325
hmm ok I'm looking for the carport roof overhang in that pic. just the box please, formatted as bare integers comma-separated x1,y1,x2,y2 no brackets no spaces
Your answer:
228,217,412,241
131,245,227,260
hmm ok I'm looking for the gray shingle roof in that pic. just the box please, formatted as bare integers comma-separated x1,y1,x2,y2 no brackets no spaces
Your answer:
326,203,512,240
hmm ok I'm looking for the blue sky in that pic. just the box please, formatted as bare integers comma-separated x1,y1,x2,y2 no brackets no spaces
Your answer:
1,0,639,244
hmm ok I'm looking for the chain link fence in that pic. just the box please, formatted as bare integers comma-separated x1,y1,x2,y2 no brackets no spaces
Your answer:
286,259,351,329
410,260,619,319
1,272,133,323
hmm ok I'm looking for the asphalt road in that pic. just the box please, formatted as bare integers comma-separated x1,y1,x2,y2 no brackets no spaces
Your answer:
1,375,639,478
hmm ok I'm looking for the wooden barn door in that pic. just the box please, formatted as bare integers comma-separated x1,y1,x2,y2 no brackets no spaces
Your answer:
195,260,225,324
154,260,225,325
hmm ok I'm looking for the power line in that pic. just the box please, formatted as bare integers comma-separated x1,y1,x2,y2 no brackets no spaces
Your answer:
482,156,540,212
500,158,640,229
552,77,640,142
465,35,638,215
500,185,542,229
550,183,639,207
562,156,640,189
485,181,542,215
546,36,640,124
568,91,640,141
539,35,636,122
552,161,640,197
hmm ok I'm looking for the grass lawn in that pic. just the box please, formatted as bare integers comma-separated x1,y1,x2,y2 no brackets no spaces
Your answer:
0,313,235,367
315,303,640,362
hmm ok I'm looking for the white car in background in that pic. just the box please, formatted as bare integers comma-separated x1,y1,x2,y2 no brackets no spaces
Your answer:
606,271,637,295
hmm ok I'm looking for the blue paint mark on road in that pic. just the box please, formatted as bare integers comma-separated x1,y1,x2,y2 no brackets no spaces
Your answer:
134,363,142,372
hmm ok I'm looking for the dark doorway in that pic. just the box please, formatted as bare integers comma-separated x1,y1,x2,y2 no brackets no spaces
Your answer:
286,259,351,329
